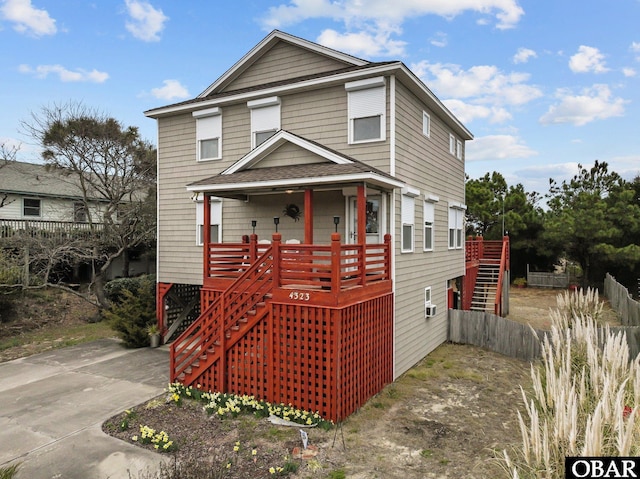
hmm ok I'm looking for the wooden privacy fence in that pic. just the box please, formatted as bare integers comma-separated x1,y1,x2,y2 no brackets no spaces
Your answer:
605,273,640,327
526,264,570,288
449,309,640,361
448,309,544,361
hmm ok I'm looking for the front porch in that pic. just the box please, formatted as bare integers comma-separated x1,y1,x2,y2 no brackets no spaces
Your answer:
202,231,392,306
164,230,394,422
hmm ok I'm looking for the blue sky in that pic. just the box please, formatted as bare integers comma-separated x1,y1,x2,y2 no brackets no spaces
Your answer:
2,0,640,196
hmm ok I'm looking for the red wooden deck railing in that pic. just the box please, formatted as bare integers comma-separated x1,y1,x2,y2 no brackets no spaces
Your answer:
203,233,392,305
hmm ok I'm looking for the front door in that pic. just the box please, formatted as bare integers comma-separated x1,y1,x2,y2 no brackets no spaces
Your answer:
348,195,382,244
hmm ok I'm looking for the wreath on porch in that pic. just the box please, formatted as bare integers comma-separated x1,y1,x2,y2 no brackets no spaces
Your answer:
283,204,301,222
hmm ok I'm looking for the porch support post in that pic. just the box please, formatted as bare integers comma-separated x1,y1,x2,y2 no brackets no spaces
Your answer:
331,233,341,298
357,184,366,245
357,184,366,285
203,193,211,281
304,189,313,244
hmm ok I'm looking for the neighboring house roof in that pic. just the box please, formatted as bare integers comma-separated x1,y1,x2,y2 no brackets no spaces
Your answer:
144,31,472,140
186,130,405,198
0,161,103,201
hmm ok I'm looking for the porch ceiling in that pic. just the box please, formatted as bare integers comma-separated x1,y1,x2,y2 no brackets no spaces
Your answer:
186,160,405,199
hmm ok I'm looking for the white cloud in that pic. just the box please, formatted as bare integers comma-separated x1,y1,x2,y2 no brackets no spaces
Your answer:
18,64,109,83
412,60,542,123
513,47,536,64
150,79,190,100
569,45,609,74
430,32,447,48
631,42,640,61
443,99,512,124
261,0,524,34
317,28,406,57
539,84,626,126
413,62,542,105
466,135,537,162
0,0,56,36
124,0,167,42
622,67,636,77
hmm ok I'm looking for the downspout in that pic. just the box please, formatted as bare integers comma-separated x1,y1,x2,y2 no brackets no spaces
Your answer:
389,74,397,379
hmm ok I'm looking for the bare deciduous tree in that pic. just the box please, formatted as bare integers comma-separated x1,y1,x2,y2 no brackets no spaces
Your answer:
19,101,156,308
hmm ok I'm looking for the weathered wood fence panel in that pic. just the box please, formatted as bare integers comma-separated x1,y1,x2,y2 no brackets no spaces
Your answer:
526,263,570,289
605,273,640,327
449,308,640,362
448,309,544,361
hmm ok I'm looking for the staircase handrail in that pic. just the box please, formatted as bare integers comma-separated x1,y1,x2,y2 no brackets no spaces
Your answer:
493,236,509,316
170,246,274,382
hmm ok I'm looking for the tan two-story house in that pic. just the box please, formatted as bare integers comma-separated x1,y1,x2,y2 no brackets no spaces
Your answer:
145,30,472,421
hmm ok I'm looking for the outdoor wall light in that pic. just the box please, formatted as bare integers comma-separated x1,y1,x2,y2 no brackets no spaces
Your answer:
251,220,257,234
273,216,279,232
333,216,340,232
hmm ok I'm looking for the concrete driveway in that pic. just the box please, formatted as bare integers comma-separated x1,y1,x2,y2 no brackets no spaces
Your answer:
0,339,170,479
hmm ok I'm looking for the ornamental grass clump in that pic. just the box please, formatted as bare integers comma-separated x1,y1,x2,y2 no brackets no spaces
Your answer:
556,287,604,321
502,288,640,478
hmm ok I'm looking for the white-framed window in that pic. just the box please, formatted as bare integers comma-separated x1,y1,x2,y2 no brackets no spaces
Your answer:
425,286,432,305
449,134,456,155
456,139,463,160
248,97,280,148
346,77,386,144
423,201,434,251
73,202,87,222
23,198,41,217
196,197,222,245
448,204,464,249
401,193,415,253
422,111,431,138
193,107,222,161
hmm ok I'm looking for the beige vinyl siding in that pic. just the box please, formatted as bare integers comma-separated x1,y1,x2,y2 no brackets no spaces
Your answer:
223,42,352,93
282,84,391,173
157,113,207,284
221,190,343,245
391,80,466,377
253,143,328,168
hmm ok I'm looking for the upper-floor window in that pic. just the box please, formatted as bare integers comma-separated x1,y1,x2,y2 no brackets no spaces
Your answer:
401,187,419,253
193,107,222,161
456,139,463,160
422,111,431,138
23,198,41,217
448,203,464,249
345,77,386,144
248,97,280,149
449,134,456,156
423,200,434,251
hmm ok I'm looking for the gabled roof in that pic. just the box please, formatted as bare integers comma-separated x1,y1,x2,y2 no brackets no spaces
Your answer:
198,30,368,97
186,131,405,198
0,161,105,201
144,30,473,140
223,130,353,175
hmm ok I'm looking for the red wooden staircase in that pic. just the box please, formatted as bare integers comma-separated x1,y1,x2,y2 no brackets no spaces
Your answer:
464,236,510,316
170,246,274,388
